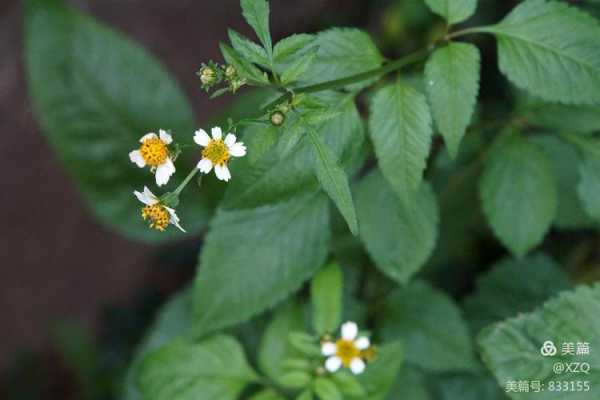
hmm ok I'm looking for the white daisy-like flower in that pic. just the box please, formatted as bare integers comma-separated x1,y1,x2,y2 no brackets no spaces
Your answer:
134,186,185,232
129,130,176,187
194,127,246,182
321,321,371,375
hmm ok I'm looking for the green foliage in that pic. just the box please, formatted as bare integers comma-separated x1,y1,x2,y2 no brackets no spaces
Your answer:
577,141,600,222
425,42,481,158
308,130,358,235
310,263,343,336
281,47,318,85
377,281,477,372
220,43,269,84
353,342,404,400
228,29,270,68
489,0,600,105
24,0,210,242
424,0,478,25
137,335,258,400
240,0,273,59
480,134,557,257
313,377,341,400
463,253,570,333
356,171,439,284
479,284,600,400
369,81,433,202
194,192,330,335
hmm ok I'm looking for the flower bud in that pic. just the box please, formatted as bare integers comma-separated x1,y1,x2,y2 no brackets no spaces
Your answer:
199,66,217,86
270,111,286,126
224,65,237,79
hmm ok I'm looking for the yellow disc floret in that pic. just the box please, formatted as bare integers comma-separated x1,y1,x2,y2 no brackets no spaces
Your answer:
141,204,170,231
202,139,230,166
140,137,169,167
335,339,361,367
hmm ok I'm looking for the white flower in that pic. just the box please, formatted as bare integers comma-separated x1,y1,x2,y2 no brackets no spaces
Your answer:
129,130,176,187
321,321,370,375
194,127,246,182
134,186,185,232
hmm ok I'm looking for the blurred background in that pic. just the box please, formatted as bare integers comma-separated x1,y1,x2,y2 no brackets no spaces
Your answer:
2,0,596,399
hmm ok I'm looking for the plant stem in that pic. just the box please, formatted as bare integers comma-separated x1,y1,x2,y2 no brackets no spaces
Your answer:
174,167,199,195
445,26,493,41
261,47,433,111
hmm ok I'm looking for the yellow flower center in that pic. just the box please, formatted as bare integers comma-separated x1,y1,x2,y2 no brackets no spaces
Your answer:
335,339,361,367
141,204,170,231
140,138,169,167
202,139,230,166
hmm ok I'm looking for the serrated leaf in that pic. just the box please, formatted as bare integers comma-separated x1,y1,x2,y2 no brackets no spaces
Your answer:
137,335,258,400
240,0,272,58
282,47,318,85
425,42,480,158
488,0,600,105
355,171,439,284
300,28,383,91
479,283,600,400
193,192,330,335
228,29,270,68
24,0,210,242
309,130,358,235
532,135,594,230
274,34,316,65
480,134,557,257
377,281,477,373
424,0,478,25
369,81,433,202
220,43,269,84
311,263,343,336
463,253,570,333
223,93,364,209
258,302,306,385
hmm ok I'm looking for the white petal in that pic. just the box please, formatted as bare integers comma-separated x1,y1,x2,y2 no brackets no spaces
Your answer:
355,337,370,350
349,358,366,375
165,207,186,233
229,142,247,158
211,126,223,140
224,133,237,147
155,158,176,186
139,133,157,143
321,342,337,356
341,321,358,341
194,129,210,147
134,186,158,205
159,129,173,144
214,164,231,182
325,356,342,373
129,150,146,168
197,158,213,174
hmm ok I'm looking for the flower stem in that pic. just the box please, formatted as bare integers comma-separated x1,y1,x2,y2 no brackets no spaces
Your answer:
174,167,199,196
261,47,433,111
444,26,493,41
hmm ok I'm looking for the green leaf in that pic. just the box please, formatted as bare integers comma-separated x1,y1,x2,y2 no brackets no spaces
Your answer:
480,134,557,257
297,390,314,400
311,263,343,336
288,332,321,357
249,390,286,400
137,335,257,400
369,81,433,202
330,371,365,397
578,145,600,222
308,129,358,235
193,191,330,335
223,93,364,209
122,289,193,400
281,47,318,85
301,28,384,91
280,371,312,389
479,283,600,400
220,43,269,84
240,0,272,57
354,341,404,400
377,281,477,372
425,42,481,158
433,372,508,400
273,34,316,66
532,135,594,230
313,377,341,400
524,103,600,134
228,29,270,68
488,0,600,105
355,171,439,284
424,0,478,25
463,253,570,333
386,370,431,400
24,0,210,242
258,302,306,385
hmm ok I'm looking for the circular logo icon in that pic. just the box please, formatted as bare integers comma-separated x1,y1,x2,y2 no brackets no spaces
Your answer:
541,340,557,357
